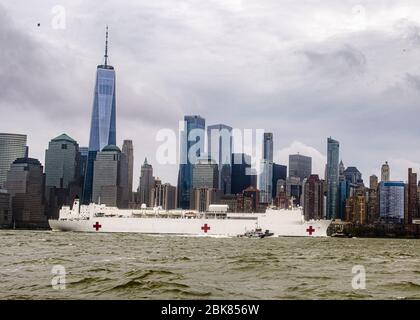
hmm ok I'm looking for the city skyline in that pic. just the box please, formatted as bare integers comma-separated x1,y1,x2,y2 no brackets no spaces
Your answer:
3,2,420,186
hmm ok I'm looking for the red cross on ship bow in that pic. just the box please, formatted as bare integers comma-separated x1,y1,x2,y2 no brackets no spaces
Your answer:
201,224,210,233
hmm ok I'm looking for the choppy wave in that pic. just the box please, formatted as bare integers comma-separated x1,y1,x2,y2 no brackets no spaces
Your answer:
1,230,420,299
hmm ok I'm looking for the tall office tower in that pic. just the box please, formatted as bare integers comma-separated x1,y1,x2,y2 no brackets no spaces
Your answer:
367,188,379,223
381,161,390,182
138,158,155,207
92,145,125,207
231,153,252,195
289,154,312,181
406,168,417,224
79,147,89,192
326,137,340,219
83,26,117,204
192,157,219,189
369,175,379,190
122,140,134,202
207,124,233,194
303,175,324,221
338,179,350,220
259,133,274,204
0,189,11,227
259,159,273,203
379,181,405,223
44,134,82,219
0,133,27,188
151,182,177,210
177,115,205,209
263,133,273,162
272,163,287,198
5,158,47,228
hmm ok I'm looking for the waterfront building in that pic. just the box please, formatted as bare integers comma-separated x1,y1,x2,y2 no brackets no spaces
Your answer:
407,168,417,224
303,175,324,221
326,137,340,219
259,133,274,204
345,190,367,224
138,158,155,207
259,159,273,203
83,27,117,204
367,188,379,223
150,182,177,210
177,115,205,209
5,157,47,228
92,145,127,207
0,189,11,227
122,140,134,202
207,124,233,194
0,133,27,188
44,134,82,219
379,181,405,223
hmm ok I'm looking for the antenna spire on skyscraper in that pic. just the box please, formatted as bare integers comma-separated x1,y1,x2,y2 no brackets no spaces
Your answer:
104,25,109,66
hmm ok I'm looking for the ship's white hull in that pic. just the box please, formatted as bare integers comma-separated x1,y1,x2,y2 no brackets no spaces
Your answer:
49,210,331,237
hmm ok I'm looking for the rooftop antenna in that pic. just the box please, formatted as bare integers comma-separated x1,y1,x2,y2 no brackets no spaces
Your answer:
104,25,109,66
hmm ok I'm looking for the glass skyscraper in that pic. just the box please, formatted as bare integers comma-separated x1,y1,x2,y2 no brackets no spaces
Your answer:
83,27,117,204
207,124,233,194
0,133,27,188
259,132,274,203
326,137,340,219
177,115,205,209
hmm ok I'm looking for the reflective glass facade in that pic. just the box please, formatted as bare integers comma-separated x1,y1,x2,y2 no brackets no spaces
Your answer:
327,138,340,219
83,64,117,204
177,115,205,209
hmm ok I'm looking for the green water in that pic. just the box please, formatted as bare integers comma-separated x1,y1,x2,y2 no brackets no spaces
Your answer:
0,230,419,299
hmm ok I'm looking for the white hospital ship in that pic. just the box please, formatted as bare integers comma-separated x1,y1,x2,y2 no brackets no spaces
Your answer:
48,198,332,237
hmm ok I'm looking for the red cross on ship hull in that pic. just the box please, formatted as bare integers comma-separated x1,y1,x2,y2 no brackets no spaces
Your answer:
201,224,210,233
306,226,315,235
93,221,102,231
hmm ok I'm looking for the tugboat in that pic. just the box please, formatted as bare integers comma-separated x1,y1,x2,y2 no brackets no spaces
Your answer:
239,227,274,239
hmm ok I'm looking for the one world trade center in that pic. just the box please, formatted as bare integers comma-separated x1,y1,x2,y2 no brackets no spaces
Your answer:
83,26,117,204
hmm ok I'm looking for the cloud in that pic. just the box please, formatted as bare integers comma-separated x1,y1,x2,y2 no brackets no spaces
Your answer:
2,1,420,187
274,141,327,179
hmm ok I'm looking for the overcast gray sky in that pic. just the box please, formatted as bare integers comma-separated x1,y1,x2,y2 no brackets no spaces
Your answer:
1,0,420,187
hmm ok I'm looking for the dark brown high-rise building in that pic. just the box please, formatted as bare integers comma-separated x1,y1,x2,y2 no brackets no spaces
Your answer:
345,190,366,224
303,175,324,221
5,157,47,228
367,188,379,223
369,175,379,190
122,140,134,202
406,168,417,224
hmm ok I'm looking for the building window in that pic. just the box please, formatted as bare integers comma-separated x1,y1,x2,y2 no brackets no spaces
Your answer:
62,144,67,149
